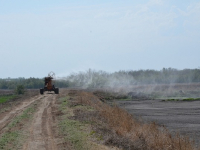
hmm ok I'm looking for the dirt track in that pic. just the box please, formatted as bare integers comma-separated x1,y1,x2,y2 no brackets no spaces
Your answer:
0,95,44,135
22,94,57,150
0,93,60,150
118,99,200,145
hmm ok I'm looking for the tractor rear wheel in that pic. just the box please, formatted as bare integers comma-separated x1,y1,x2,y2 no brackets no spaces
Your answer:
40,89,44,94
55,88,59,94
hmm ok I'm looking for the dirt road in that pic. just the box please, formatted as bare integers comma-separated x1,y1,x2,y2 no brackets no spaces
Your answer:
22,94,58,150
0,93,60,150
0,95,44,135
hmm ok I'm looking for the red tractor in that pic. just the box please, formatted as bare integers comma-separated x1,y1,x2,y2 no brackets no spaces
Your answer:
40,72,59,94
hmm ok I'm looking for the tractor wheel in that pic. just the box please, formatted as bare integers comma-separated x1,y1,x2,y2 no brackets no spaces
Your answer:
55,88,59,94
40,89,44,94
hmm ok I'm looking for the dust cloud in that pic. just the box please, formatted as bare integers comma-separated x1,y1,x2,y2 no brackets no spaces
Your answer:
57,69,200,98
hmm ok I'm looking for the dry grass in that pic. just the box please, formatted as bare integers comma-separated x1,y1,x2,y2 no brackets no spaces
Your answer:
74,91,197,150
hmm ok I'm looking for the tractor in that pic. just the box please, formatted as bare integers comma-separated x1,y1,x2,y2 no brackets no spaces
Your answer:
40,72,59,94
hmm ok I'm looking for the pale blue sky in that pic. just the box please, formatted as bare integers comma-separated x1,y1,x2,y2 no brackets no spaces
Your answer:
0,0,200,78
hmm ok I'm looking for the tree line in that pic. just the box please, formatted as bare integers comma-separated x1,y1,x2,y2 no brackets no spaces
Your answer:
1,68,200,89
0,77,70,89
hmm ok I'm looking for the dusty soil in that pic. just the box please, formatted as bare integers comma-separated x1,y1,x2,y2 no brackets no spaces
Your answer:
0,95,43,135
117,99,200,145
0,92,62,150
22,94,58,150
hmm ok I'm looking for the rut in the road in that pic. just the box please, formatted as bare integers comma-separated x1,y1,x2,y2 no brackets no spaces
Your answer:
23,94,58,150
0,95,44,135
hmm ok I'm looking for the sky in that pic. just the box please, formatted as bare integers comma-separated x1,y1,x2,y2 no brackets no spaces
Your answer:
0,0,200,78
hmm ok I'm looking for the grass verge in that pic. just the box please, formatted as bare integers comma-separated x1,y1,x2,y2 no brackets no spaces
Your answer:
57,95,112,150
58,96,92,150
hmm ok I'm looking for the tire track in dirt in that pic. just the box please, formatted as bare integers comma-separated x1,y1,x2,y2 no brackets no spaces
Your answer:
0,95,44,134
42,95,57,150
23,94,58,150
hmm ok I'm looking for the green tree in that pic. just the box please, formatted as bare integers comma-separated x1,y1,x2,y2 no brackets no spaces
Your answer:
15,85,25,95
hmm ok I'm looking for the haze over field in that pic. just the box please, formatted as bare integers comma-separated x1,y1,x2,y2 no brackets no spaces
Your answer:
0,0,200,78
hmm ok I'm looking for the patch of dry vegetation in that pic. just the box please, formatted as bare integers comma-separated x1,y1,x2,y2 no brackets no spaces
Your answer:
57,90,120,150
70,90,197,150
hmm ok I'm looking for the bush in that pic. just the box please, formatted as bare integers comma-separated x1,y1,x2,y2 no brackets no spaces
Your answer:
15,85,25,95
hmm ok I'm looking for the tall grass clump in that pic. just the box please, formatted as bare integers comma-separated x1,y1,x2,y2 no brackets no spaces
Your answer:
77,91,196,150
